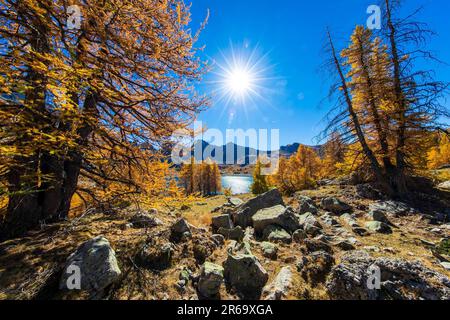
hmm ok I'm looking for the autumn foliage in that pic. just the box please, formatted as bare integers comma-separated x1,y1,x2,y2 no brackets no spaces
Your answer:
179,158,221,196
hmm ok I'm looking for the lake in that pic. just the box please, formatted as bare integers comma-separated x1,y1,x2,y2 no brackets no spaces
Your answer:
221,175,253,195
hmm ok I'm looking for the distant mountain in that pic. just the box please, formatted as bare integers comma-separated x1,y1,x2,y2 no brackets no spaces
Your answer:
190,140,323,166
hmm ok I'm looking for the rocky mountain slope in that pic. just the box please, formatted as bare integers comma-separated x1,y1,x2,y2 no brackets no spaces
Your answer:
0,182,449,300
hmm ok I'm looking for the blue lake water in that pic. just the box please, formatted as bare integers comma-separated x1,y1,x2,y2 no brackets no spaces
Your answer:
221,175,253,195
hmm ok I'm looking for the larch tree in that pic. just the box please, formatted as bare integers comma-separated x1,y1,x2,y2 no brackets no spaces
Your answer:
0,0,208,239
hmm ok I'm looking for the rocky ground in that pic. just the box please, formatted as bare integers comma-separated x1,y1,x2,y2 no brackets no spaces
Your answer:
0,181,449,300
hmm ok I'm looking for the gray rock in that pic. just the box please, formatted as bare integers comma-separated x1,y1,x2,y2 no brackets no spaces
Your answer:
262,225,292,244
303,238,332,254
321,197,352,215
211,214,233,231
211,234,226,246
298,212,323,236
260,242,278,260
340,213,359,227
60,236,121,295
292,229,307,243
228,197,244,207
262,266,293,300
437,181,450,190
252,205,299,234
367,209,389,223
233,189,284,228
223,253,269,299
369,201,412,217
326,250,450,300
198,262,224,298
365,221,392,234
321,213,340,226
217,226,245,241
296,195,318,215
333,239,356,251
170,218,191,242
129,213,162,228
440,262,450,271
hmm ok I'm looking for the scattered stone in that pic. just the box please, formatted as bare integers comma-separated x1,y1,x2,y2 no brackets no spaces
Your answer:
170,218,191,242
321,213,340,226
262,266,293,300
369,201,412,217
340,213,358,227
296,195,318,215
333,239,355,251
252,205,299,234
198,262,224,298
365,221,392,234
260,242,278,260
217,226,245,242
326,250,450,300
129,213,162,228
223,253,269,299
321,197,352,215
292,229,307,243
298,212,323,236
138,241,174,270
363,246,380,252
60,237,121,295
211,214,233,232
352,226,369,236
233,189,284,228
367,209,389,224
262,225,292,244
193,236,218,264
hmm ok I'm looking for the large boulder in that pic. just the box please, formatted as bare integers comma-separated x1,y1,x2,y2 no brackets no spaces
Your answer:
298,212,323,236
217,226,245,242
211,214,233,232
197,262,224,298
223,253,269,299
326,251,450,300
60,236,121,295
252,205,299,235
321,197,352,215
233,189,284,228
262,266,293,300
228,197,244,207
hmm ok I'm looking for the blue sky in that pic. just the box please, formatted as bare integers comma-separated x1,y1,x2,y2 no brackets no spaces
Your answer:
189,0,450,147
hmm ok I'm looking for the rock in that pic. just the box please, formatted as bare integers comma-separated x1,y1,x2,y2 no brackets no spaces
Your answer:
233,189,284,228
296,195,318,215
262,266,293,300
223,253,269,299
129,213,162,228
356,184,383,200
367,209,389,223
262,225,292,244
352,226,369,236
369,201,412,217
252,205,299,234
198,262,224,298
321,213,340,226
340,213,358,227
217,226,245,242
170,218,191,242
138,241,174,270
193,236,218,264
303,238,332,254
297,251,335,284
292,229,307,243
326,250,450,300
437,181,450,190
298,212,323,236
440,262,450,271
365,221,392,234
333,239,355,251
211,234,225,246
228,197,244,207
260,242,278,260
211,214,233,232
177,267,192,291
60,237,121,295
321,197,352,215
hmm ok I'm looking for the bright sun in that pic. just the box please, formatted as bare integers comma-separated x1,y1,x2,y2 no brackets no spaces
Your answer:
226,68,253,95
